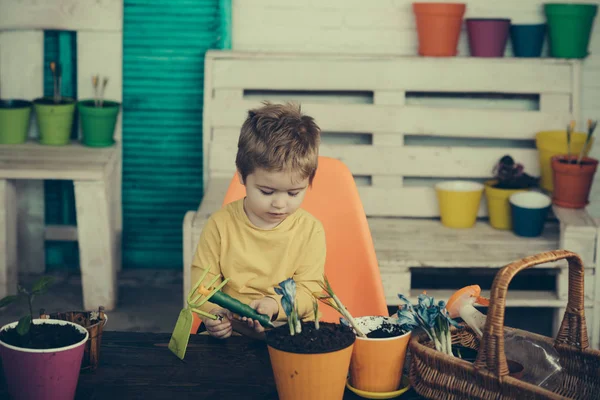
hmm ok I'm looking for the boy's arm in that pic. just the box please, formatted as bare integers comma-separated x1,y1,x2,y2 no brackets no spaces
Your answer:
271,225,326,322
190,217,223,315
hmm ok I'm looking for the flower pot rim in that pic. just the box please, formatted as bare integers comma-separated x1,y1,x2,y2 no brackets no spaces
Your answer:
0,319,89,353
484,179,533,192
46,310,108,330
544,3,598,14
355,330,411,342
551,154,599,164
509,191,552,209
466,18,511,22
33,97,76,106
267,340,354,356
353,315,411,341
0,99,33,109
77,99,121,108
510,22,546,28
435,180,484,192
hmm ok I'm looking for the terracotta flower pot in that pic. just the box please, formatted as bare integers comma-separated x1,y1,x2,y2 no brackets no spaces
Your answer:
412,3,467,57
551,155,598,208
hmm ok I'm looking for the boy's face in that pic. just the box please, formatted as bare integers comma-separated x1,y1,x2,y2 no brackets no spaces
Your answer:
239,168,309,229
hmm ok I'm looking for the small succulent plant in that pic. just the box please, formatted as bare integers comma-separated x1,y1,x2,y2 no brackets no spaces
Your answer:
492,155,538,189
275,278,302,335
396,292,462,357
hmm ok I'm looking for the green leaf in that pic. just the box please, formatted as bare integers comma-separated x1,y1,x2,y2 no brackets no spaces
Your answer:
168,309,193,360
16,315,32,336
31,276,55,295
0,295,19,308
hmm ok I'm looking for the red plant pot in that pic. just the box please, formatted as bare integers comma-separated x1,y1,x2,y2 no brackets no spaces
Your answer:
551,155,598,209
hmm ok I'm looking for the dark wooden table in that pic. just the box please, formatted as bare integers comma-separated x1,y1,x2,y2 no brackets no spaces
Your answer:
0,331,425,399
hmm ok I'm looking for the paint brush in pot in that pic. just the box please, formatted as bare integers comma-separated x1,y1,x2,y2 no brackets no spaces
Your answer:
99,77,109,107
576,119,598,166
50,62,58,104
56,63,62,104
92,75,99,107
566,120,574,162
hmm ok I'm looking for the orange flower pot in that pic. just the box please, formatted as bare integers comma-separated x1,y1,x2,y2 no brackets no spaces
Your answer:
349,316,412,393
551,155,598,209
266,323,355,400
413,3,467,57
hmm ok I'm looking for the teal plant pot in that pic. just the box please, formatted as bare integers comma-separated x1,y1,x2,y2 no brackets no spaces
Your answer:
77,100,120,147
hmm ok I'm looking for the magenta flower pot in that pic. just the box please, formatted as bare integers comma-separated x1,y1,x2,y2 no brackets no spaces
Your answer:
466,18,511,57
0,319,89,400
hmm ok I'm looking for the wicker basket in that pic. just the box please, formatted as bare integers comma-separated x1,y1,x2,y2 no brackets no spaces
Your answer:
40,307,107,371
409,250,600,399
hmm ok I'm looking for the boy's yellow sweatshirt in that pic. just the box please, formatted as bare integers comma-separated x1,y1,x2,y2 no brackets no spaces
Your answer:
191,198,326,322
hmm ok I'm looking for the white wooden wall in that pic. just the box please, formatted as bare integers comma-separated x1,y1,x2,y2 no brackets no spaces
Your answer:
230,0,600,216
0,0,123,272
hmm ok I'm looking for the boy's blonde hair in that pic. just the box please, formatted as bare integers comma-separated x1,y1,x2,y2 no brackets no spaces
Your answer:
236,101,321,184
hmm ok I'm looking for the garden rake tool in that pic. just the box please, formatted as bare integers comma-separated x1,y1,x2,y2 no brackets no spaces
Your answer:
168,267,274,360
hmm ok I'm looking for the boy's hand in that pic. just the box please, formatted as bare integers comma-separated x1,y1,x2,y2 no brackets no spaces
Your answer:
242,297,279,333
204,307,233,339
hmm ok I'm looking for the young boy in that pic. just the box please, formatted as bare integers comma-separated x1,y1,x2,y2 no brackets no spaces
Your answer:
190,101,326,339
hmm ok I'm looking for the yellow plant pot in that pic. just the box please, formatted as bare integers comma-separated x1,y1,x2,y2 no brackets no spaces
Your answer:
267,341,354,400
349,318,411,393
484,180,529,230
536,130,592,192
435,181,484,229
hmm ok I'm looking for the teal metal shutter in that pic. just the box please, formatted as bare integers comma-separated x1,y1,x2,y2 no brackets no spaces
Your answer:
123,0,226,268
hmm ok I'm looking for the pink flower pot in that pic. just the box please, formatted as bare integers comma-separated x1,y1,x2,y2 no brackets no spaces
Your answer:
466,18,511,57
0,319,89,400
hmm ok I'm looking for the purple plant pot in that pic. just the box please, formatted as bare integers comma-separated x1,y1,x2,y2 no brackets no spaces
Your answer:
0,319,88,400
466,18,511,57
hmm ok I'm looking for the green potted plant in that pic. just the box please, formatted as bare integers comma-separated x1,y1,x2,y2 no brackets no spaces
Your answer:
484,155,538,230
0,99,32,144
77,75,120,147
551,119,598,208
265,278,356,400
33,62,76,145
0,276,89,400
315,277,411,397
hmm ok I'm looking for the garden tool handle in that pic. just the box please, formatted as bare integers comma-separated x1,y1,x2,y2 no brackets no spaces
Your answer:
473,250,588,378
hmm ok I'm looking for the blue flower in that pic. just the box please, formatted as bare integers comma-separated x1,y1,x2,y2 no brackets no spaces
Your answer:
396,307,419,329
275,278,297,318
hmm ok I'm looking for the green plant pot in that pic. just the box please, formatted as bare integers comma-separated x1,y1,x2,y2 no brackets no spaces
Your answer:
33,97,76,146
77,100,120,147
0,100,32,144
544,3,598,59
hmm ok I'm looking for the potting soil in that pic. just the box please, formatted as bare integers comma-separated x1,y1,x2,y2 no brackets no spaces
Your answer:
0,323,85,349
265,322,355,354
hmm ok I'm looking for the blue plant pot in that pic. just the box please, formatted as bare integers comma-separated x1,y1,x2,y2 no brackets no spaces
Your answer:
510,23,546,57
509,192,552,237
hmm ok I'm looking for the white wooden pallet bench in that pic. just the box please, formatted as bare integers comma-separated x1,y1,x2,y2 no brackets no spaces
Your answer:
0,141,121,310
183,51,600,349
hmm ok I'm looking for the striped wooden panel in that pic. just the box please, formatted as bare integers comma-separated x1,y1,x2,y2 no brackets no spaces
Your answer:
211,56,575,94
204,53,577,217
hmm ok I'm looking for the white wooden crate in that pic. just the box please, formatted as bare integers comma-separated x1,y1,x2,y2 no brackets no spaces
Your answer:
185,51,600,348
0,0,123,311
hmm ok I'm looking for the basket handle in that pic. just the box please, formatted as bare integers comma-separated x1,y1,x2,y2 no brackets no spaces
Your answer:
473,250,589,378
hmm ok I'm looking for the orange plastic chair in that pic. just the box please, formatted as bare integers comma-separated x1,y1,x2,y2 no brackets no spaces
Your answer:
191,156,388,332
